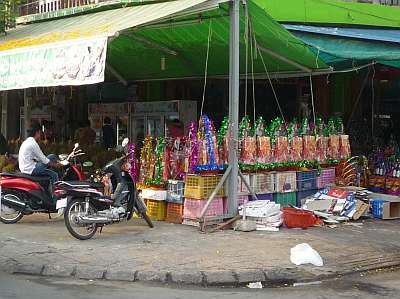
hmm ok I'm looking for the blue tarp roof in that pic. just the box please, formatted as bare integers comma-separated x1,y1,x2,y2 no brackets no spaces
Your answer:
284,25,400,44
283,24,400,70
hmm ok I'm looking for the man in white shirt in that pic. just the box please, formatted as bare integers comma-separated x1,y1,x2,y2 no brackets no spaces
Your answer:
19,123,61,184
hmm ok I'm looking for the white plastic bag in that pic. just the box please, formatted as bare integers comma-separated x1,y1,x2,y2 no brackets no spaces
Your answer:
290,243,324,267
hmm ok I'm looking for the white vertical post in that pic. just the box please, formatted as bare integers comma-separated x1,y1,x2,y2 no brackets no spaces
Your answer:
227,0,240,215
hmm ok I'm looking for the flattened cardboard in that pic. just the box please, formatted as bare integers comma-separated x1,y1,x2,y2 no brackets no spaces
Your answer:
353,200,369,220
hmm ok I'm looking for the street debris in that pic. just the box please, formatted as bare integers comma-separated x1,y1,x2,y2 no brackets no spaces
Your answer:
301,187,372,224
290,243,324,267
247,282,263,289
238,200,282,231
293,281,322,287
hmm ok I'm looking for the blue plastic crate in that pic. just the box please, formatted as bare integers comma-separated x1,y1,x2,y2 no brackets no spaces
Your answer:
296,189,320,207
166,180,185,204
296,171,317,191
248,193,273,201
368,187,385,193
371,199,386,219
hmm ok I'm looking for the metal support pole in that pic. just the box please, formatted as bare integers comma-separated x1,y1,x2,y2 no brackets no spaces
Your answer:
23,89,31,139
227,0,240,215
1,91,8,139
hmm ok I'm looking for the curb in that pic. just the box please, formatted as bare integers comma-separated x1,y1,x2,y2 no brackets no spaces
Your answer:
2,255,400,287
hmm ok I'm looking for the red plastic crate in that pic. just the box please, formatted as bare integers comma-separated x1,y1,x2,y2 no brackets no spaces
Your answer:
183,197,224,219
316,167,336,189
166,202,184,224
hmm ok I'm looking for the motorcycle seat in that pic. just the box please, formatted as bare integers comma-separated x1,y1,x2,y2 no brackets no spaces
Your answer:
1,172,51,183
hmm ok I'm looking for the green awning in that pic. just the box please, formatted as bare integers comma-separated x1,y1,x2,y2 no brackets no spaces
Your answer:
0,0,328,90
106,0,327,81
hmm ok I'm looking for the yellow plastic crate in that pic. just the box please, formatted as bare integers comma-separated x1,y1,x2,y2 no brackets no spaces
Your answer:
184,175,224,200
144,199,167,221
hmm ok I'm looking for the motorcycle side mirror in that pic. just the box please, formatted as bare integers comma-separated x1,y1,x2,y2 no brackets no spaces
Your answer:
59,154,68,161
121,138,129,148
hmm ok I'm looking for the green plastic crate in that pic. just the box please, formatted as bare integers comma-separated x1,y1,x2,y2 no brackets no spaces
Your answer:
273,192,297,207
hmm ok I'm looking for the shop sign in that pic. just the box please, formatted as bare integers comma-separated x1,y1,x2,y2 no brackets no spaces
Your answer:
0,37,107,91
132,101,179,114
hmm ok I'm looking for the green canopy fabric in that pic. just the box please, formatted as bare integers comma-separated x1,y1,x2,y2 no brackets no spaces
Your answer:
106,1,327,81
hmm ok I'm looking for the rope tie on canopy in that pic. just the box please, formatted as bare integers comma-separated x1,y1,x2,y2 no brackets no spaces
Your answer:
244,3,249,117
256,43,286,123
244,2,256,124
200,19,213,117
309,75,317,134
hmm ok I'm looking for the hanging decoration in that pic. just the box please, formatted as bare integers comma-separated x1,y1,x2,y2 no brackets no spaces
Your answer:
128,143,137,182
239,115,256,165
218,117,230,165
255,117,272,164
139,136,153,184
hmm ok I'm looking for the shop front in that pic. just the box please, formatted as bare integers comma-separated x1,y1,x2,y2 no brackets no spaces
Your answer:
1,0,400,233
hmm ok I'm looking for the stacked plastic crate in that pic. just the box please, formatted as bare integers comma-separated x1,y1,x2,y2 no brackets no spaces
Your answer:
273,171,298,207
141,189,168,221
182,175,225,226
247,173,275,201
296,170,318,207
165,180,185,224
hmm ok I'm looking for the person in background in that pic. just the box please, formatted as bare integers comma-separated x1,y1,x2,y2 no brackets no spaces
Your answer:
78,119,96,146
102,116,115,149
18,123,62,185
166,118,184,138
0,132,9,155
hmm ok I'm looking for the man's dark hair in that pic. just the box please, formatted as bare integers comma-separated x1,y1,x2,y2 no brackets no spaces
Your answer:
104,117,111,125
28,123,42,137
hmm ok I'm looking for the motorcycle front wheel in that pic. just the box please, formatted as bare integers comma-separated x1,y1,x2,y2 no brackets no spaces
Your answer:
0,191,24,224
64,198,97,240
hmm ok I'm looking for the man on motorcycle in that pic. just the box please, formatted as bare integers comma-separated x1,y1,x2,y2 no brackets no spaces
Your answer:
19,123,62,184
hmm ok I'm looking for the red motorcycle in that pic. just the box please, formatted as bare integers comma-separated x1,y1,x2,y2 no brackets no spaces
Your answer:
0,144,92,224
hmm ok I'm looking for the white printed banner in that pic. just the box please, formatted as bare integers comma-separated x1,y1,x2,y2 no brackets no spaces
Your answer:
0,37,107,91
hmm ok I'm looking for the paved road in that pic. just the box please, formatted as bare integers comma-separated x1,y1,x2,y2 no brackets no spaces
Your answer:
2,215,400,286
1,269,400,299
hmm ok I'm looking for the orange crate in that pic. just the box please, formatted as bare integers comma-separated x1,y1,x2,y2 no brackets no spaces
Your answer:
166,202,184,224
145,199,167,221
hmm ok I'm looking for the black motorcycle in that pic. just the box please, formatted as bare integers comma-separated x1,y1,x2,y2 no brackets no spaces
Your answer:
63,139,153,240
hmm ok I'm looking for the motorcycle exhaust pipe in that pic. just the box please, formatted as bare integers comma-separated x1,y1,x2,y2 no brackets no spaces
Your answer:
1,196,26,209
77,215,112,225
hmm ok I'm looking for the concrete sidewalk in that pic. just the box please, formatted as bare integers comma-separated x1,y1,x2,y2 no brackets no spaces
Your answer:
1,215,400,286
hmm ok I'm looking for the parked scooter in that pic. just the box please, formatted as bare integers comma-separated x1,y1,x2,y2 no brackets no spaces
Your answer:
63,138,153,240
59,143,92,181
0,144,92,224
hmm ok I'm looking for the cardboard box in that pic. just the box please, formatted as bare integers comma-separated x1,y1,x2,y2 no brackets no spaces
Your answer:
369,193,400,203
373,201,400,220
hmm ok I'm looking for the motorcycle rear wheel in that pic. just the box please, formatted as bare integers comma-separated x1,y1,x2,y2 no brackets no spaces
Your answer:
0,191,24,224
64,198,97,240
